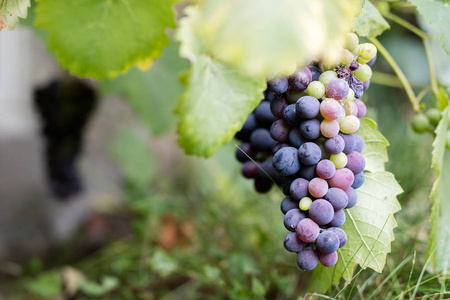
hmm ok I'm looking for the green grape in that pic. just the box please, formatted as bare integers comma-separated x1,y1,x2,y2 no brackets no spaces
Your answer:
341,88,354,104
344,33,359,52
411,114,430,133
286,89,306,103
336,105,346,124
340,115,360,134
357,56,370,64
307,81,325,99
358,43,377,60
425,108,441,126
319,71,338,86
354,64,372,82
330,152,348,169
340,49,355,65
299,197,313,211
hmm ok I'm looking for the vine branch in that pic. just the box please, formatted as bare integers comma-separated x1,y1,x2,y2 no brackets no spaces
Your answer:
369,37,420,113
381,11,428,39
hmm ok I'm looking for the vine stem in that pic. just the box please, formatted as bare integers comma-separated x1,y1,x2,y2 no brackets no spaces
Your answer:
423,38,440,97
369,37,421,113
381,11,428,39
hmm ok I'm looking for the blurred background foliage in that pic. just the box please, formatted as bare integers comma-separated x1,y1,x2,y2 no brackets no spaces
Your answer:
1,2,450,300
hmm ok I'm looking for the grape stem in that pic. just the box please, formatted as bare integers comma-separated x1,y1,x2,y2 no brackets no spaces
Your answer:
369,37,421,113
381,11,440,98
423,38,440,97
381,11,428,39
371,71,403,89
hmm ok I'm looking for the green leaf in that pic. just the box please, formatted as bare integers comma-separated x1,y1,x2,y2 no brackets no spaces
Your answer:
149,250,178,276
359,118,389,172
308,117,402,292
180,0,362,77
427,107,450,271
0,0,30,30
24,271,61,298
409,0,450,55
34,0,176,79
354,1,390,37
101,40,189,135
79,276,119,296
175,7,266,157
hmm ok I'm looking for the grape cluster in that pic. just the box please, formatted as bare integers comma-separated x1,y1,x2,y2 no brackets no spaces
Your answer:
234,91,280,193
235,33,376,271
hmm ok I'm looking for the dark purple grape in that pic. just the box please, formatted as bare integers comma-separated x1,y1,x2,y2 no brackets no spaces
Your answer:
352,171,365,189
308,177,329,198
235,114,257,141
290,178,309,201
284,232,306,252
328,209,346,227
288,127,307,148
300,119,321,140
282,176,296,195
273,143,289,154
296,218,320,243
250,128,277,152
273,147,301,176
316,159,336,179
363,80,370,91
283,104,301,126
254,101,277,127
268,76,289,95
347,75,364,98
318,251,338,267
367,55,377,67
270,96,289,119
241,161,259,178
324,135,345,155
264,89,276,102
289,67,312,91
328,227,347,248
295,96,320,119
296,246,319,271
354,134,364,153
298,164,317,181
339,133,356,154
309,199,334,225
344,187,357,208
270,119,290,142
235,143,254,162
298,142,322,165
258,158,278,180
308,66,321,81
254,177,273,193
284,209,306,231
316,231,340,254
328,168,354,190
324,188,348,211
281,196,299,214
346,151,365,174
326,79,349,100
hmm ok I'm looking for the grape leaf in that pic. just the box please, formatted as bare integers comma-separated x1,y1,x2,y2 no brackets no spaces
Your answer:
409,0,450,55
34,0,176,79
175,6,266,157
427,107,450,271
308,117,402,292
354,1,390,37
101,40,189,136
359,117,389,172
181,0,362,77
0,0,30,30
